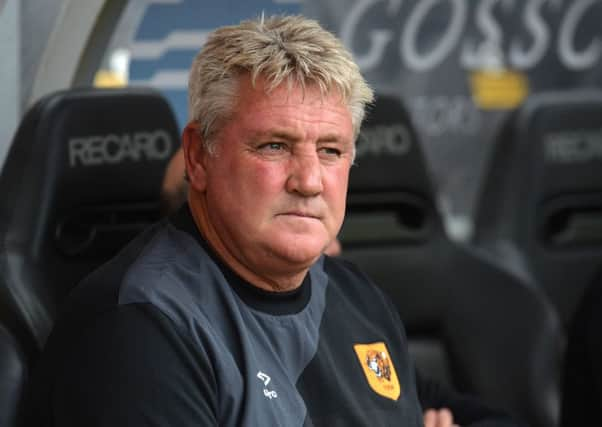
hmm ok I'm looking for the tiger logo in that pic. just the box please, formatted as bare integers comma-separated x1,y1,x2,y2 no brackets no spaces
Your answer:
366,350,392,381
354,342,401,400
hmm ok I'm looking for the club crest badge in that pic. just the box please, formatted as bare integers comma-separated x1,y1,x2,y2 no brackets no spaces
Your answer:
353,342,401,401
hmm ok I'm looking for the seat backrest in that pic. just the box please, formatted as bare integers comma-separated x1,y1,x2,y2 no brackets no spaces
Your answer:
340,94,562,427
474,91,602,326
0,323,26,427
0,88,180,425
343,95,445,334
443,245,562,427
560,267,602,427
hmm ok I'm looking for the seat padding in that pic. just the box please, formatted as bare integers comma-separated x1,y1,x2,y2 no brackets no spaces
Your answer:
474,90,602,325
0,87,179,352
342,94,562,427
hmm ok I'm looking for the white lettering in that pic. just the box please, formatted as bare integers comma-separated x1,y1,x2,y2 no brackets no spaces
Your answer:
69,138,86,167
339,0,601,73
509,0,559,69
257,371,271,386
257,371,278,400
88,136,106,166
107,133,136,164
68,130,173,167
263,389,278,399
409,95,480,137
462,0,513,69
341,0,401,71
558,0,601,70
401,0,467,71
545,130,602,163
356,124,412,158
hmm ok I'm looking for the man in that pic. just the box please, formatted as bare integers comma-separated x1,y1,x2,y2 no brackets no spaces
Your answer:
161,147,342,256
26,15,520,426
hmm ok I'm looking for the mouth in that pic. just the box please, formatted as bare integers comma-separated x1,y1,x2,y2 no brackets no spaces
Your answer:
278,211,321,220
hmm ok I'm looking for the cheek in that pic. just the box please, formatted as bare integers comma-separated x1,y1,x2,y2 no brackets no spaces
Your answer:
324,167,350,212
334,163,351,192
225,159,288,206
254,162,287,186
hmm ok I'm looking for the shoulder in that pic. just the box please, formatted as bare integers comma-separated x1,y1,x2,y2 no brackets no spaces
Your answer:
42,302,200,368
50,217,226,364
27,303,218,426
322,255,374,287
320,255,404,332
322,256,395,307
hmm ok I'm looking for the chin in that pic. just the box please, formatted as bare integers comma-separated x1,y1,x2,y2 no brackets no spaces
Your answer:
271,239,325,266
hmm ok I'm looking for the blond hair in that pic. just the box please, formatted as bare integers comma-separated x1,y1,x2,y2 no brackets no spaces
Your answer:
188,14,374,153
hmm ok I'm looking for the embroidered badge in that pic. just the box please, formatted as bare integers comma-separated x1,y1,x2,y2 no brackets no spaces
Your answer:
353,342,401,401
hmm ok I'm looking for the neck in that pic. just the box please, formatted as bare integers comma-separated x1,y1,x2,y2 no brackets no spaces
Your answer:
187,191,309,292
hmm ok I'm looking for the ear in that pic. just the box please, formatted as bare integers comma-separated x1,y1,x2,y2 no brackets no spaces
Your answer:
182,122,209,192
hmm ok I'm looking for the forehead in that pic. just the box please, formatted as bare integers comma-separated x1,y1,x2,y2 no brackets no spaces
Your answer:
230,76,353,132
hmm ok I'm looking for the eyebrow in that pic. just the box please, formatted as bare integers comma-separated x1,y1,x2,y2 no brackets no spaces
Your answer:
249,129,346,144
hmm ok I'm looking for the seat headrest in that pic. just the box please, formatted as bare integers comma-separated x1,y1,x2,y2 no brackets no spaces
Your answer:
475,90,602,324
477,90,602,248
27,88,177,206
349,94,433,199
342,94,442,246
0,88,180,324
1,87,179,248
519,91,602,198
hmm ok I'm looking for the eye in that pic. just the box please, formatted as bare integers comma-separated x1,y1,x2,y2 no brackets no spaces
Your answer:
319,146,342,157
258,142,287,152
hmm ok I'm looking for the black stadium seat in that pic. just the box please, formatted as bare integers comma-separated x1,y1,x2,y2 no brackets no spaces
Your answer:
473,91,602,327
0,324,26,427
340,94,563,427
0,87,179,426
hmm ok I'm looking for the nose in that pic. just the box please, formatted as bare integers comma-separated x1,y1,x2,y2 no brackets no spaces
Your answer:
286,150,323,197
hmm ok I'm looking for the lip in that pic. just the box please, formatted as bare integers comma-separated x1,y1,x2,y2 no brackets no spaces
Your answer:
278,211,321,219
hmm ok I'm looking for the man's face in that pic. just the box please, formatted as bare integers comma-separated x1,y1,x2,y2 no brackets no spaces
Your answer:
196,77,354,275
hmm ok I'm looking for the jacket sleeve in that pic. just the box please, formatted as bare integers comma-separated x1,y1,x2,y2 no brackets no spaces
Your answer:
416,370,528,427
50,303,218,427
